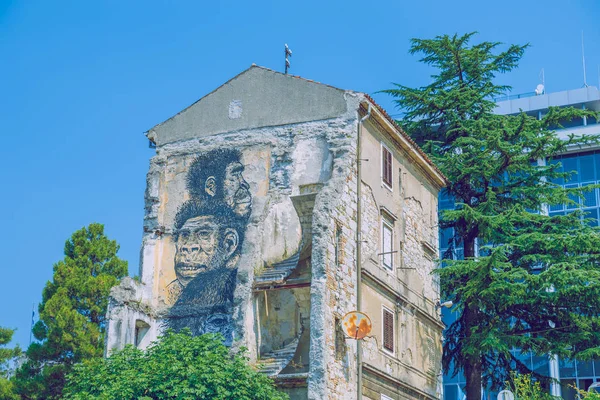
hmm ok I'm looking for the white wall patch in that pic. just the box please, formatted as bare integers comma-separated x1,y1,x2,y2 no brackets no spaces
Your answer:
228,100,242,119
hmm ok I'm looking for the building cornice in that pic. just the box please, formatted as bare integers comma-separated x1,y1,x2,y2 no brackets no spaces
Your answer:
362,363,438,400
361,98,447,190
362,267,445,331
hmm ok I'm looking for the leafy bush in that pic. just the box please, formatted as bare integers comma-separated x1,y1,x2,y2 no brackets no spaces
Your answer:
63,330,289,400
510,373,556,400
576,387,600,399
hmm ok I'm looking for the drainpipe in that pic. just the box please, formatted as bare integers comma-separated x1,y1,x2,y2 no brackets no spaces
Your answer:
357,101,371,400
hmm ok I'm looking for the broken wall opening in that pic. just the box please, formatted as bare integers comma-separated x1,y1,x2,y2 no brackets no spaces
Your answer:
255,285,310,376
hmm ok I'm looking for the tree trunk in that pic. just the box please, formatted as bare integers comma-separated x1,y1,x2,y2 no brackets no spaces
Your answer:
464,304,483,400
463,234,482,400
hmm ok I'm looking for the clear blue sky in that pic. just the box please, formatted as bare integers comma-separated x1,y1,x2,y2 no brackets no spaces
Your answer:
1,0,598,348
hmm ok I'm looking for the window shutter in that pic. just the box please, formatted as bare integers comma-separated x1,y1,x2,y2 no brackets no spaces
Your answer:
383,308,394,353
382,147,393,188
387,150,392,186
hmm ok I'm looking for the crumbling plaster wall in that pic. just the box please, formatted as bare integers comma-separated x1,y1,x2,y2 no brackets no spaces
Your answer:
309,139,359,399
359,119,440,299
106,90,366,400
105,277,158,355
356,119,443,399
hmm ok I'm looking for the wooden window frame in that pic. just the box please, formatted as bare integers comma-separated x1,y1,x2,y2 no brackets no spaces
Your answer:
381,142,393,190
381,215,394,271
382,306,395,355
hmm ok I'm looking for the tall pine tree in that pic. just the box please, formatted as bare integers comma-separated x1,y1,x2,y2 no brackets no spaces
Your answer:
14,223,127,399
383,33,600,399
0,327,20,400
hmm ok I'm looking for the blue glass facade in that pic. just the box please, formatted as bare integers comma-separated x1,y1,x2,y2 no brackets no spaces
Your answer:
548,150,600,227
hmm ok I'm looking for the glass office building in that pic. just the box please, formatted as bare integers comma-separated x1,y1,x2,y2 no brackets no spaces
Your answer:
441,86,600,399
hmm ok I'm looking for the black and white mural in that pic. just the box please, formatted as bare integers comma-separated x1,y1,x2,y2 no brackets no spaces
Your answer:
165,149,251,345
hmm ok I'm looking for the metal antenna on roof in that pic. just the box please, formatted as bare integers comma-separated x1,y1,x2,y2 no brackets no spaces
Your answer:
285,44,292,74
535,68,545,95
581,31,588,87
30,303,35,345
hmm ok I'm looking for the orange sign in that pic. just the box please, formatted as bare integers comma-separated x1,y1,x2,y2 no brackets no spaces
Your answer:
342,311,372,340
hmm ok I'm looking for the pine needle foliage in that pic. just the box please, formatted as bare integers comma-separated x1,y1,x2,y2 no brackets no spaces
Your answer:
0,327,20,400
382,32,600,400
14,223,128,399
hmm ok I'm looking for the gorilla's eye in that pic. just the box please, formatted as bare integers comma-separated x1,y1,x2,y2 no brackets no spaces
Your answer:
206,315,228,327
210,317,227,326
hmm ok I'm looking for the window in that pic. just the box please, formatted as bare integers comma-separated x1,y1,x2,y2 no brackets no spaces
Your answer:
382,307,394,354
559,357,600,399
134,320,150,348
382,144,393,189
381,217,394,270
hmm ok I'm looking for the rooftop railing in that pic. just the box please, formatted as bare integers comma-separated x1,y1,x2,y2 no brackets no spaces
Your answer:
494,91,538,102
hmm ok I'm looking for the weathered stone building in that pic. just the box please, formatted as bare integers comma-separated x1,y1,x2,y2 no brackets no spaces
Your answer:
105,65,447,399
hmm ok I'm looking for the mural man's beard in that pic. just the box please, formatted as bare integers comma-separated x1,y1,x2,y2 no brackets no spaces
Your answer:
174,262,208,282
166,267,237,345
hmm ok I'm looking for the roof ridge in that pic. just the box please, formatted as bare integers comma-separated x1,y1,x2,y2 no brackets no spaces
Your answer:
249,64,347,92
148,64,349,134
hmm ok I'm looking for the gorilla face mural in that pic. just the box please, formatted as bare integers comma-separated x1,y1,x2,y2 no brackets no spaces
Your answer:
186,149,252,218
165,149,251,344
222,161,252,218
167,210,241,304
175,216,222,283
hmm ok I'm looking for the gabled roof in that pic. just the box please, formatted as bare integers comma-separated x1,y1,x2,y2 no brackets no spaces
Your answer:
147,65,350,146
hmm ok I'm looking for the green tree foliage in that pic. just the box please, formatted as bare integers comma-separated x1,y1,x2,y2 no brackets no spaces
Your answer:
509,373,556,400
14,223,128,399
383,33,600,400
0,327,21,400
63,330,289,400
577,387,600,400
